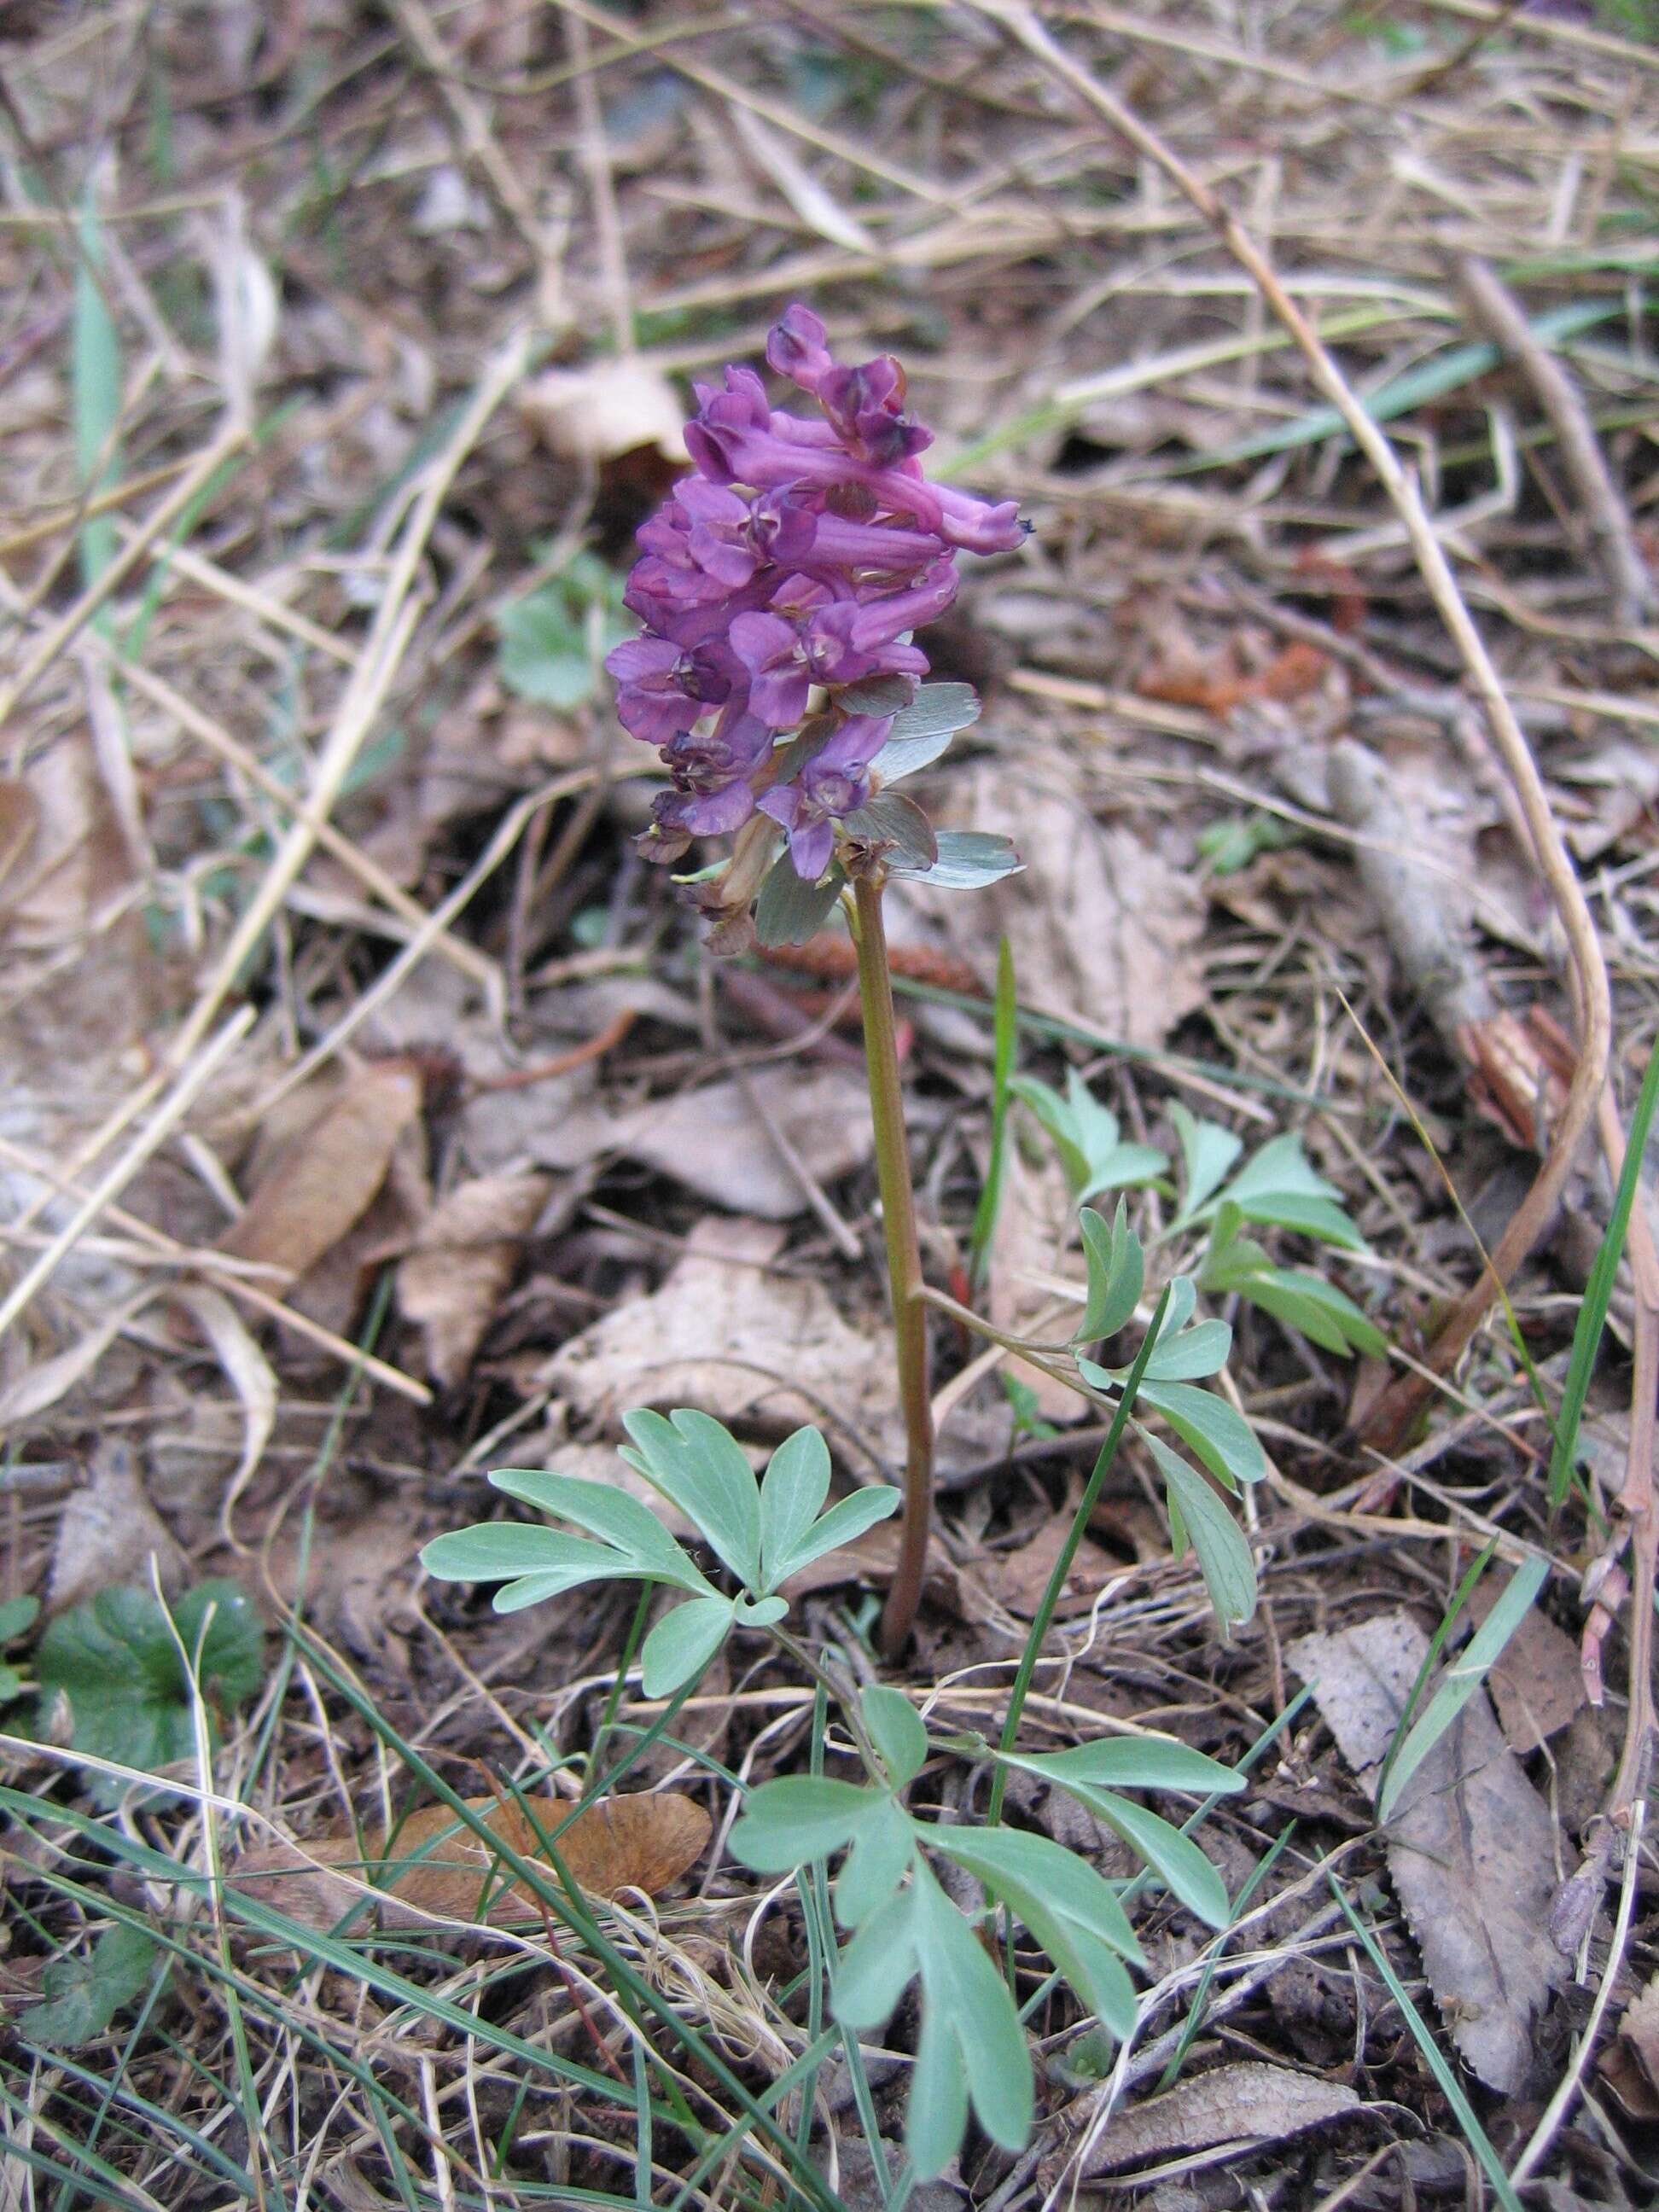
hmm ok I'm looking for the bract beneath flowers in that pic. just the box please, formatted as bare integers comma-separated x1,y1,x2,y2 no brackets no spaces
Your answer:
605,304,1024,902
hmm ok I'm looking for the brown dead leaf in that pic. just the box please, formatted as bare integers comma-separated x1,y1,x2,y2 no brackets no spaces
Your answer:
221,1059,424,1289
1289,1611,1565,2093
49,1441,184,1615
1467,1572,1586,1754
542,1215,1004,1476
991,1522,1119,1618
1458,1004,1578,1154
899,760,1205,1051
1050,2061,1360,2180
1602,1971,1659,2119
519,361,690,465
533,1065,875,1220
229,1790,710,1931
0,777,40,905
397,1169,551,1387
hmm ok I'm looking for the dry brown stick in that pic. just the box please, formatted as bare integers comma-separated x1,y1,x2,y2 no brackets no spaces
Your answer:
976,0,1613,1460
1458,256,1654,628
0,1130,434,1405
0,422,247,740
1592,1084,1659,1834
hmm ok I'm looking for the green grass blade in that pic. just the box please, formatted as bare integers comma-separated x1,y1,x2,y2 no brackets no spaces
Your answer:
73,188,123,592
1377,1554,1551,1821
987,1284,1173,1825
1328,1873,1522,2212
1548,1041,1659,1508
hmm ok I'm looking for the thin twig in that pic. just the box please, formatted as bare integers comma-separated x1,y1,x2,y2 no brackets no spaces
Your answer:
970,2,1614,1459
1458,257,1653,626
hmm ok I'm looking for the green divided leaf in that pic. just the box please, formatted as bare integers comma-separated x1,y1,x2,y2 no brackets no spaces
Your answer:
758,1427,832,1586
1075,1200,1144,1343
1012,1072,1167,1202
841,791,938,870
35,1581,265,1798
730,1775,891,1873
760,1485,899,1588
993,1741,1239,1928
640,1595,736,1698
1169,1103,1243,1218
1144,1436,1258,1628
898,829,1023,889
871,682,981,782
19,1923,160,2048
834,1796,915,1929
907,1864,1033,2173
1136,1381,1266,1488
1006,1735,1246,1797
931,1825,1142,2037
754,856,845,948
859,1684,928,1790
620,1408,764,1586
489,1469,715,1590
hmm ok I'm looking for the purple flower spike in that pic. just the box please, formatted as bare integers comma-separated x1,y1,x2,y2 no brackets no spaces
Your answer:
606,302,1026,903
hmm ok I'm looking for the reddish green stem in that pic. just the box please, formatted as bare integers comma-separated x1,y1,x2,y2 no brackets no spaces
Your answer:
852,874,934,1657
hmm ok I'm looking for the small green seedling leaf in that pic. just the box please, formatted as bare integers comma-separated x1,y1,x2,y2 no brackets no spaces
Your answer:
1001,1371,1058,1441
19,1923,160,2048
498,559,629,708
34,1581,265,1800
0,1596,41,1642
1075,1201,1144,1343
754,855,846,947
860,1684,928,1790
1377,1556,1551,1820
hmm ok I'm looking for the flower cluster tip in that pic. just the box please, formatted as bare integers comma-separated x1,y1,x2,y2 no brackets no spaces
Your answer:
605,305,1024,888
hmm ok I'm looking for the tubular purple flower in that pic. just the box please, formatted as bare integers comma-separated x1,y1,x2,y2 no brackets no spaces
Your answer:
759,716,890,881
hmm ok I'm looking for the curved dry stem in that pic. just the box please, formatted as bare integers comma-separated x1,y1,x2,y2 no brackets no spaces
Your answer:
979,0,1613,1458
